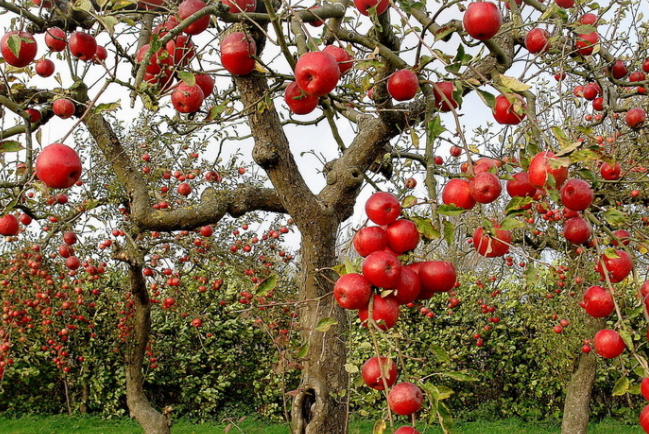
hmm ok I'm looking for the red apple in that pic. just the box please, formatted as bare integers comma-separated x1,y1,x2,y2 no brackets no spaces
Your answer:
177,182,193,196
463,2,502,41
358,294,400,330
555,0,574,8
52,99,76,119
600,162,621,180
580,13,598,26
1,31,38,67
178,0,211,35
392,266,421,305
493,94,526,125
528,151,568,189
220,32,257,76
295,51,340,97
575,32,599,56
387,70,419,101
582,83,600,100
63,231,77,245
506,171,536,198
594,329,626,359
167,34,196,66
361,356,398,390
596,249,633,283
35,143,83,189
35,59,55,77
353,226,388,257
69,32,97,62
473,225,511,258
610,60,627,79
322,45,354,76
93,46,108,64
353,0,390,16
560,179,593,211
365,192,401,225
65,256,81,270
563,217,591,244
333,273,372,310
611,229,631,247
362,251,402,289
386,219,419,254
394,428,420,434
442,178,476,210
26,108,41,123
388,382,423,416
469,172,502,204
626,108,646,129
432,82,458,112
582,285,615,318
194,74,215,97
525,28,550,54
640,403,649,433
171,82,205,113
0,215,19,236
641,378,649,401
222,0,256,12
284,81,319,115
44,27,67,52
417,261,456,298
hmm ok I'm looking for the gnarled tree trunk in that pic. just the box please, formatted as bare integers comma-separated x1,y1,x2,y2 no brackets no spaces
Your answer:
561,351,597,434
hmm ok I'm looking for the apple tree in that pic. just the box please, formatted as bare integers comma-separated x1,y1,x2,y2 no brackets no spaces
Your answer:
2,0,649,433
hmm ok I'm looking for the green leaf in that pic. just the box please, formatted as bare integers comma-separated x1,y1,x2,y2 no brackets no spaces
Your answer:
505,196,533,214
603,208,628,227
296,341,310,358
430,344,451,363
344,363,358,374
437,400,454,434
93,101,121,114
476,90,495,110
7,33,22,59
438,204,467,216
0,140,24,153
442,371,479,382
315,317,338,333
177,71,196,87
434,26,455,41
612,376,629,396
73,0,93,11
443,219,454,248
498,218,526,231
427,116,444,142
411,216,441,240
619,329,634,352
255,275,277,297
97,16,119,36
402,195,418,208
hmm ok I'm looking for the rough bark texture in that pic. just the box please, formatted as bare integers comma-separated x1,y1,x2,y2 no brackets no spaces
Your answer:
561,351,598,434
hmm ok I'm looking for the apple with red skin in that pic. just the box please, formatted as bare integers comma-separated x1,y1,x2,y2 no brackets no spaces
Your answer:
194,74,215,98
177,182,193,196
387,70,419,101
563,217,591,245
575,32,599,56
200,225,213,237
473,225,511,257
594,329,626,359
45,27,67,52
35,59,55,77
582,83,599,100
582,285,614,318
626,108,646,129
394,428,420,434
528,151,569,189
506,171,536,199
600,162,621,180
386,219,419,254
580,13,598,26
405,178,417,189
171,83,205,113
1,31,38,67
93,46,108,64
353,0,390,16
322,45,354,75
334,273,372,310
596,249,633,283
295,51,340,97
450,146,462,157
353,226,388,257
69,32,97,61
555,0,574,8
609,229,630,247
35,143,82,189
640,403,649,433
630,71,646,82
26,108,41,123
610,60,628,79
167,35,196,66
592,98,604,111
417,261,456,298
493,94,526,125
221,32,257,76
641,378,649,401
392,266,421,305
136,44,173,75
362,251,402,289
388,382,424,416
361,356,398,390
432,82,458,112
462,2,502,41
442,178,476,210
222,0,256,12
0,215,19,236
178,0,211,35
358,294,400,330
63,231,77,245
52,99,76,119
59,244,73,258
284,81,319,115
525,28,550,54
365,192,401,225
560,179,593,211
469,172,501,204
19,213,32,226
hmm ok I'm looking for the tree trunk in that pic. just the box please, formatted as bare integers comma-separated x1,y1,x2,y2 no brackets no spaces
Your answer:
290,227,348,434
123,252,171,434
561,351,597,434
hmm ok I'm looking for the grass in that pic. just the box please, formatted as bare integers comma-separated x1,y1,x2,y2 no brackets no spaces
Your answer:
0,414,643,433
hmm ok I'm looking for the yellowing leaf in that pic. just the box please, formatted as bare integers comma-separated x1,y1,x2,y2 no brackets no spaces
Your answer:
495,74,531,92
315,317,338,332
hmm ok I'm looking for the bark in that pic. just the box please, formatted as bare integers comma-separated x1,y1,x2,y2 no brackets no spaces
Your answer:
561,351,597,434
